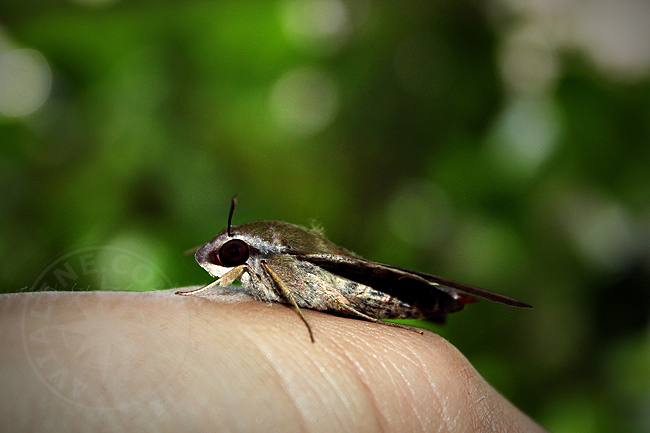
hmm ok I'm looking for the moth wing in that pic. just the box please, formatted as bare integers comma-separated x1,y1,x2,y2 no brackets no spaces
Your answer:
384,264,532,308
290,252,531,308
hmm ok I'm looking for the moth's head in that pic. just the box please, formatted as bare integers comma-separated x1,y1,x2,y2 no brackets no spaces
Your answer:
194,219,318,277
194,196,287,278
195,196,345,278
195,196,250,278
195,231,251,278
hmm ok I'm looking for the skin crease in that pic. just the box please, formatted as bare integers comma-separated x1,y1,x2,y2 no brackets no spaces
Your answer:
0,288,547,433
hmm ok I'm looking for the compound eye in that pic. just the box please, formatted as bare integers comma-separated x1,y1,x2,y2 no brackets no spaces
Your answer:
206,249,221,266
217,239,250,267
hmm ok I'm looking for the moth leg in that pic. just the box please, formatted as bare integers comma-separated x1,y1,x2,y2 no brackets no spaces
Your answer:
218,264,248,286
371,320,426,335
175,279,221,296
336,303,425,335
176,265,247,296
314,288,426,336
261,261,315,343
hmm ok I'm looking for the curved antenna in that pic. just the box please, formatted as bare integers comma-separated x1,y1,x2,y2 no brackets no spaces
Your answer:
227,195,238,236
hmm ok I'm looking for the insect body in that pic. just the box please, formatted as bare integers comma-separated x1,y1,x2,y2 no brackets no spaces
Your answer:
177,198,532,342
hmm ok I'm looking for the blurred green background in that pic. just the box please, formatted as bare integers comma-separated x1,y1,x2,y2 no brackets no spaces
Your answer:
2,0,650,431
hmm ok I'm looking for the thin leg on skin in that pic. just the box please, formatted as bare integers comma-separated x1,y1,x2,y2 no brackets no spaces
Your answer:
320,289,426,335
262,261,315,343
175,278,221,296
338,304,424,335
176,265,247,296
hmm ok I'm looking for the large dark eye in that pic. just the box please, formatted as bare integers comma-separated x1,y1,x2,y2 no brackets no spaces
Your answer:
217,239,250,267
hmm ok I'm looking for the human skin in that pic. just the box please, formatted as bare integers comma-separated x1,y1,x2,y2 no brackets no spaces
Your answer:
0,288,547,433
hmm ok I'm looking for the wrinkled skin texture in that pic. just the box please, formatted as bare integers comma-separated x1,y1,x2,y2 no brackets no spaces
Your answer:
0,288,547,433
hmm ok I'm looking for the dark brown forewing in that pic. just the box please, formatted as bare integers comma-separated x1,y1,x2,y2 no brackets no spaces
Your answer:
290,252,532,309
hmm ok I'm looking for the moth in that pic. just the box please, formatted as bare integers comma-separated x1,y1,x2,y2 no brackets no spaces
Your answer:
177,197,532,342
